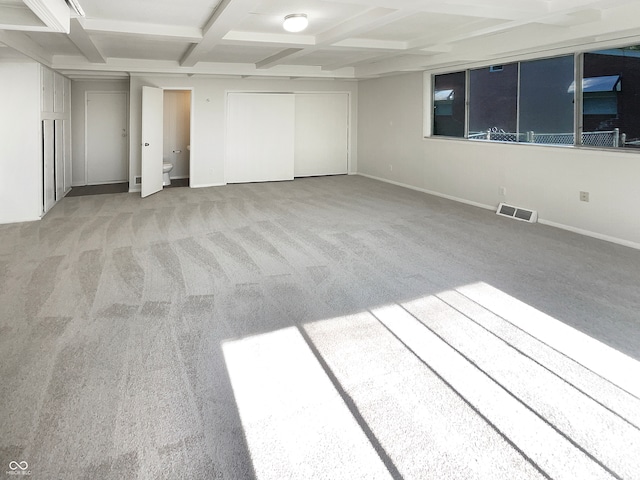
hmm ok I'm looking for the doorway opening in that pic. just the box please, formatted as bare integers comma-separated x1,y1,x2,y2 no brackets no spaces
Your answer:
163,89,191,188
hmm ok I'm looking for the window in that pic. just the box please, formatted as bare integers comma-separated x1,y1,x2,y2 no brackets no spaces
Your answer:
520,55,575,145
468,63,518,142
431,46,640,150
583,46,640,148
433,71,465,138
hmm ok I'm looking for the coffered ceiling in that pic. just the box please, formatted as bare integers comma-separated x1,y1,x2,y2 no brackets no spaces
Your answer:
1,0,640,79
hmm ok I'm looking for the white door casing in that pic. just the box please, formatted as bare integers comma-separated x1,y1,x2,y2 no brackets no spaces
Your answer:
141,86,164,198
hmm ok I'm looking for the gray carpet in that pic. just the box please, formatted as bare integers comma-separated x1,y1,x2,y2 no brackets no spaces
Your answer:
0,175,639,479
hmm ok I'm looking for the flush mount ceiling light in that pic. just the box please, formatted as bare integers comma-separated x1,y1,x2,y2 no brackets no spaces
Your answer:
283,13,308,33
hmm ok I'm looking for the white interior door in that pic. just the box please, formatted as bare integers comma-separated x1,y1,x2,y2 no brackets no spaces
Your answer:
86,92,128,184
295,93,349,177
141,86,164,198
226,93,295,184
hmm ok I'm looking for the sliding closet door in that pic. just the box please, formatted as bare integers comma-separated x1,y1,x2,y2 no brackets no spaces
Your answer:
42,120,55,213
226,93,295,184
294,93,348,177
54,119,64,200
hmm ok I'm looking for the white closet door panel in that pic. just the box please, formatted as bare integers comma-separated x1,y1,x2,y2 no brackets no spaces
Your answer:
54,72,64,113
54,119,64,200
42,120,55,213
41,67,54,113
64,79,72,192
226,93,295,184
294,93,348,177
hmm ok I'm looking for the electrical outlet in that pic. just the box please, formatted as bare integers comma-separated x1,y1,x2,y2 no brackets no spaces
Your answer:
389,164,393,171
580,191,589,202
499,186,506,196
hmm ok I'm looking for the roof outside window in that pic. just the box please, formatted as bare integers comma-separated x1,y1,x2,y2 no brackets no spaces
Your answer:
567,75,621,93
434,89,455,101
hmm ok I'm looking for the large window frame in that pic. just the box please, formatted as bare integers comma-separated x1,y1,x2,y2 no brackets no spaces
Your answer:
430,45,640,151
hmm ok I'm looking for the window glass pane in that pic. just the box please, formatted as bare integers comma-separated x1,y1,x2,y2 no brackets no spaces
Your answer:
433,72,465,137
583,46,640,148
519,55,574,145
469,63,518,142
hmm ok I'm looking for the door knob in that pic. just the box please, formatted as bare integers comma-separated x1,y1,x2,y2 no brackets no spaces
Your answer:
144,143,149,146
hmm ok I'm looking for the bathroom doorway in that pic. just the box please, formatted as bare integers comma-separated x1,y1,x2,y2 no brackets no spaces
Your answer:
163,89,191,187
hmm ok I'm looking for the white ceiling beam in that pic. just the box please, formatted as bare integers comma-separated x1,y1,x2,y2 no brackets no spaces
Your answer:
80,18,202,42
68,18,105,63
255,48,304,69
52,56,356,79
222,31,315,47
322,53,382,71
322,41,450,72
331,38,406,51
0,30,52,65
354,53,439,78
180,0,262,67
23,0,69,33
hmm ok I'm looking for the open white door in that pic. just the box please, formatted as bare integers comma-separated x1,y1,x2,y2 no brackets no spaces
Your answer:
141,86,163,198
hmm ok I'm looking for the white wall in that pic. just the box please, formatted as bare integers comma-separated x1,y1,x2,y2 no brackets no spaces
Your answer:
0,62,42,224
358,72,640,248
71,79,129,186
129,76,358,189
163,90,191,179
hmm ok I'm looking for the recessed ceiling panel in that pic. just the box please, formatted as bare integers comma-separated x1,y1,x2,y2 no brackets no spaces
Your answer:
355,12,507,42
287,48,363,67
26,32,83,56
80,0,222,27
202,44,288,63
91,33,190,61
0,43,32,60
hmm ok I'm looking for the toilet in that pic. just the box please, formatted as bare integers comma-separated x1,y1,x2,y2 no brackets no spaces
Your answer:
162,161,173,186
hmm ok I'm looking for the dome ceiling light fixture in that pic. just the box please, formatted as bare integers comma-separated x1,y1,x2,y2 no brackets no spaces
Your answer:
283,13,308,33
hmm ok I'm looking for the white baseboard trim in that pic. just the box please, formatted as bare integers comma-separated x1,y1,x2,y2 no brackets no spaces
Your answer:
357,173,495,211
129,182,225,192
357,172,640,251
190,182,226,188
0,216,40,225
538,219,640,251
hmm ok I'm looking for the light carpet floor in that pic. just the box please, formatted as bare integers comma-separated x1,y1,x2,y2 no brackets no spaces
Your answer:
0,175,639,479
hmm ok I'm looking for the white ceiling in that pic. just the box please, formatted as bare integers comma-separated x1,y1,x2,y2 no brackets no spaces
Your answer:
2,0,640,79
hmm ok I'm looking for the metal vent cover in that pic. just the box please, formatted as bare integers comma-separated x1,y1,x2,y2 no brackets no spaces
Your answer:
497,203,538,223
